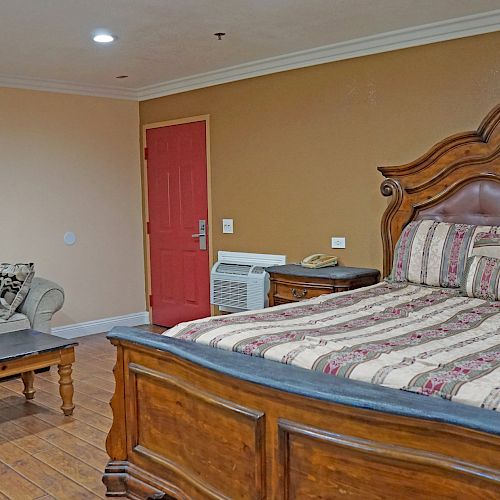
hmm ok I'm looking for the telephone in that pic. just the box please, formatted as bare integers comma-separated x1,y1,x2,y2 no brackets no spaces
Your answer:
300,254,338,269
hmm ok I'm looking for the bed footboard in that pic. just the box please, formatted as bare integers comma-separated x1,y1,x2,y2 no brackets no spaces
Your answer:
103,328,500,499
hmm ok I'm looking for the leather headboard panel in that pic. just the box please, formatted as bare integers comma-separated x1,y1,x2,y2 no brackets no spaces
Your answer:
415,180,500,226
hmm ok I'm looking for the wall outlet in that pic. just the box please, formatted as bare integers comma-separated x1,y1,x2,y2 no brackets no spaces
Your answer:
222,219,234,234
331,237,346,249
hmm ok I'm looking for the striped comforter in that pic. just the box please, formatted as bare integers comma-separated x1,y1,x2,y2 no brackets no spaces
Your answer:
164,282,500,411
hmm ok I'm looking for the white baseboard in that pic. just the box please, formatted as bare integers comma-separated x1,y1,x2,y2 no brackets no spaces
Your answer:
51,311,150,339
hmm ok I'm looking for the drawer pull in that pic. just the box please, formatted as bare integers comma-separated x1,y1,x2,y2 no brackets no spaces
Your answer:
291,288,308,299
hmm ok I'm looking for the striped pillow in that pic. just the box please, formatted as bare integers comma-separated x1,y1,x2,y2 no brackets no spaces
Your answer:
389,220,499,287
462,255,500,301
471,232,500,259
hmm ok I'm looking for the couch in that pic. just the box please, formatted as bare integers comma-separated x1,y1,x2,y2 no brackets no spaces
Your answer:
0,277,64,335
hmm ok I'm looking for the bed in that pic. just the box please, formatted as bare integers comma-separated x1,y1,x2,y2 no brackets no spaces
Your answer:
103,105,500,499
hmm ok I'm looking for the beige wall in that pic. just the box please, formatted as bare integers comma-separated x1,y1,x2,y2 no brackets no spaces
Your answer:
0,88,145,327
140,32,500,274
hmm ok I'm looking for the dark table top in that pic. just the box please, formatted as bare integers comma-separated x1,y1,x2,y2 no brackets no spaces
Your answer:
0,329,78,363
265,264,380,280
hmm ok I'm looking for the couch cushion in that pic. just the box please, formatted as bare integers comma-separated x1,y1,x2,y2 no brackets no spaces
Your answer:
0,263,35,319
0,312,30,334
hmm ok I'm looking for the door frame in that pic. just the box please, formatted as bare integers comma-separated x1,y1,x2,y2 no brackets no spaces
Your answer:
141,115,214,323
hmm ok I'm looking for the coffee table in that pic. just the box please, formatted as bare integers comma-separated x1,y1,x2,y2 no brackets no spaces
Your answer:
0,329,78,415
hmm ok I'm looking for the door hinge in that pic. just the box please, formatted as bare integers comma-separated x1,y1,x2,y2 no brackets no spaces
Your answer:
146,221,151,234
144,147,148,160
149,294,153,308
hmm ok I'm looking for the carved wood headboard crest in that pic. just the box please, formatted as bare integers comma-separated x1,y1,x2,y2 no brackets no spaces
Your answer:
378,104,500,277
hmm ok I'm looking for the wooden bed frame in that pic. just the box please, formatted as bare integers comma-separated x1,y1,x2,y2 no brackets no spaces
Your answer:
104,105,500,499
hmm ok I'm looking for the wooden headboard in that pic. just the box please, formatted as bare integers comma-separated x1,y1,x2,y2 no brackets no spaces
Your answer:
378,104,500,277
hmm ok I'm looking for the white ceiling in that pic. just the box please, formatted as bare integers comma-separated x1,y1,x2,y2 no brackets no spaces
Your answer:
1,0,499,100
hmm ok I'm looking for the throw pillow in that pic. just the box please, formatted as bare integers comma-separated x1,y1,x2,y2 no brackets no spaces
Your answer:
389,220,499,287
462,255,500,301
471,232,500,259
0,263,35,319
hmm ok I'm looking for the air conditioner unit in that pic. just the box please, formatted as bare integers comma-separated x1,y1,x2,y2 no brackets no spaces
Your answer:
211,251,286,313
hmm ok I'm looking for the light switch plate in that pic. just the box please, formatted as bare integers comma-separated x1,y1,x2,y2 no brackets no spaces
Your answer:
331,237,346,249
222,219,234,234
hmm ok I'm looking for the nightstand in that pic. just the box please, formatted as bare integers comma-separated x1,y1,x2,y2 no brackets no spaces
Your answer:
266,264,380,306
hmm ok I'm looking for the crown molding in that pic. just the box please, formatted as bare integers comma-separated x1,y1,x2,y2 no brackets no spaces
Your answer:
0,9,499,101
0,74,137,100
136,9,500,101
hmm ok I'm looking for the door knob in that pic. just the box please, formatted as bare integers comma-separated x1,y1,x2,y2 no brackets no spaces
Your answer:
193,220,207,250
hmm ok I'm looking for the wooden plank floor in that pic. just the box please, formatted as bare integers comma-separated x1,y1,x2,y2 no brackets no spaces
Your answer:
0,326,164,499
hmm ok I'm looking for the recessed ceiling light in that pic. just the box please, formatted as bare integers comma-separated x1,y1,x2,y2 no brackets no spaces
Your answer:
93,33,115,43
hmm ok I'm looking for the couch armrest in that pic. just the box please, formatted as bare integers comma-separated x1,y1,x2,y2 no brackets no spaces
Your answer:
19,277,65,334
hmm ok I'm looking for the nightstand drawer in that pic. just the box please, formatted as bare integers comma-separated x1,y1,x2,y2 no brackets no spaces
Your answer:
274,282,332,302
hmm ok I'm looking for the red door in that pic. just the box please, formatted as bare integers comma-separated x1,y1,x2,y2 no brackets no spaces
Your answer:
146,121,210,327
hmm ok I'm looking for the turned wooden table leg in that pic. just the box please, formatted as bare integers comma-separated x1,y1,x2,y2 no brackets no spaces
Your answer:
58,363,75,416
21,370,35,400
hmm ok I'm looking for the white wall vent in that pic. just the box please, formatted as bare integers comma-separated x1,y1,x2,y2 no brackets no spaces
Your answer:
211,251,286,313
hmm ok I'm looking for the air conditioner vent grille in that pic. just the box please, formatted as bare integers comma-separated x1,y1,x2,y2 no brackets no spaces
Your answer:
216,263,252,275
212,279,247,309
251,266,265,274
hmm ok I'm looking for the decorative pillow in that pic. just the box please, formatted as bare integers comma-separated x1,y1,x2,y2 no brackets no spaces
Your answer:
389,220,499,287
0,263,35,319
471,232,500,259
462,255,500,301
